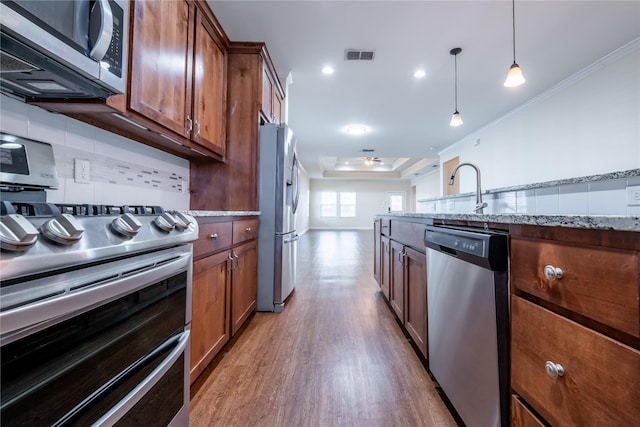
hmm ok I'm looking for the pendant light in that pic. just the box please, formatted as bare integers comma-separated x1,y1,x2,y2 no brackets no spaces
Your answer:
449,47,463,127
504,0,526,87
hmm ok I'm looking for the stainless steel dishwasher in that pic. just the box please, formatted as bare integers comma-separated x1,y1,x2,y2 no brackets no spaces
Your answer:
424,225,509,427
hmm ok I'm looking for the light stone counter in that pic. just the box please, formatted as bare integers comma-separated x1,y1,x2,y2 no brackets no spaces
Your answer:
380,213,640,232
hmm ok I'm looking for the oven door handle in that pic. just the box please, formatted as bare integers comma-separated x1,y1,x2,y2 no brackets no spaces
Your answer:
52,330,190,427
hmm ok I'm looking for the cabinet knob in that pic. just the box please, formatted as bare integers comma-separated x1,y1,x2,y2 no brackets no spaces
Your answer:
543,265,564,280
209,233,218,240
545,361,565,379
245,227,252,233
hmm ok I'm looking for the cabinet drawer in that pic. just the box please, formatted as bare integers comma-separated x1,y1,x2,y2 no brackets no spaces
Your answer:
511,296,640,426
511,395,545,427
390,220,426,252
380,218,391,236
233,219,258,244
511,237,639,338
194,221,232,258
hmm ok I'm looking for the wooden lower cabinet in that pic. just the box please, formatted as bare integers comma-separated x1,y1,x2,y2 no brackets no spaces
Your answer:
373,219,381,285
191,251,231,383
403,246,427,358
390,240,405,321
511,296,640,426
510,225,640,426
511,395,545,427
380,236,391,299
230,240,258,336
376,217,428,360
190,217,258,384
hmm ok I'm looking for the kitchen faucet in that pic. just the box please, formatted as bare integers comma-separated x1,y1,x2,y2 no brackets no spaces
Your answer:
448,162,488,214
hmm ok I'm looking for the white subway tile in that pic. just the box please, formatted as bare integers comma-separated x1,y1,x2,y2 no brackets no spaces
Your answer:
516,190,536,214
27,104,65,144
589,179,627,215
65,180,96,204
65,118,96,151
535,187,559,214
0,95,29,136
559,183,589,214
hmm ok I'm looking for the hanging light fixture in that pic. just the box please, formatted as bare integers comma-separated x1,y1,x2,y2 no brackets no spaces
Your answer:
504,0,526,87
449,47,463,127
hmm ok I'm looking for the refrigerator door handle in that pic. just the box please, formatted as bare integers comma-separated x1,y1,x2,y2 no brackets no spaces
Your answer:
291,154,300,215
283,234,299,244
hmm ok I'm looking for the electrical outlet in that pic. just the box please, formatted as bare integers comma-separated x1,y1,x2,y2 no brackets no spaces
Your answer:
627,185,640,206
74,159,91,184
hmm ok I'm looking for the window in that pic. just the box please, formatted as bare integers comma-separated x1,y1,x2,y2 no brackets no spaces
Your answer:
320,192,337,217
320,191,356,218
387,192,406,212
339,192,356,217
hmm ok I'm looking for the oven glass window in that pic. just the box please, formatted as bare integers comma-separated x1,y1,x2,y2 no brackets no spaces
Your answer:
0,272,187,426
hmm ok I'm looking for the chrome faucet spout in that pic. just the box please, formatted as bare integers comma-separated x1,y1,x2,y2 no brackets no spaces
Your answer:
448,162,487,214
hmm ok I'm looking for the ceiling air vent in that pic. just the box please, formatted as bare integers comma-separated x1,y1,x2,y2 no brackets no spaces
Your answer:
361,149,375,153
345,49,376,61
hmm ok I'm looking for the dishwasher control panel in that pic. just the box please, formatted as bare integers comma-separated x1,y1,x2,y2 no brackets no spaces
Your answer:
424,225,508,271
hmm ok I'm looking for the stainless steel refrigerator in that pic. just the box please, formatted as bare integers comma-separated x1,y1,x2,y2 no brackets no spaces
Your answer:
257,124,300,312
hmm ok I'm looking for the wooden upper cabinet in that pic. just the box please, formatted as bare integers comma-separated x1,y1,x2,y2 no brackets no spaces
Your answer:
272,91,282,124
192,8,226,157
261,66,273,122
260,59,284,124
129,0,192,138
129,0,226,157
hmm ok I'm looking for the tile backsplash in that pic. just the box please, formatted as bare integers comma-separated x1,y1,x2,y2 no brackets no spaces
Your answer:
418,173,640,217
1,95,190,209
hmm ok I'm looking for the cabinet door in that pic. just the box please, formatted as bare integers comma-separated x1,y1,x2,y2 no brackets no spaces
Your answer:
261,66,273,121
511,296,640,426
129,0,192,138
272,91,282,124
231,240,258,336
373,219,381,285
404,246,427,358
390,240,405,321
380,236,391,299
192,8,226,156
191,251,231,383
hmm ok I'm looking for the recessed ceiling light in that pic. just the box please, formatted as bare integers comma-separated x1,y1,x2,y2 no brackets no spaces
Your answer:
346,125,367,135
322,66,334,74
414,70,426,78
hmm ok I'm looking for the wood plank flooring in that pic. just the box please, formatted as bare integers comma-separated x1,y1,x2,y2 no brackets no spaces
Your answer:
190,229,457,427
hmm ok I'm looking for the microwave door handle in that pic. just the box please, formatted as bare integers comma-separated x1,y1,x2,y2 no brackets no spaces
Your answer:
89,0,114,61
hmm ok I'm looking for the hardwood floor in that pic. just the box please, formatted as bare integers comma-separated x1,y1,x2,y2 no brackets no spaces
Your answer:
190,230,457,426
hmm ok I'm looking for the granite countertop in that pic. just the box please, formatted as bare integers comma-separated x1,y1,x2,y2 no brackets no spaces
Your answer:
417,168,640,202
185,210,260,217
381,213,640,232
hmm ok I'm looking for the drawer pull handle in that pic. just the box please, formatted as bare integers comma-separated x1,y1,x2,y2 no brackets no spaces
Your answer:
544,265,564,280
209,233,218,240
545,361,565,379
245,227,252,232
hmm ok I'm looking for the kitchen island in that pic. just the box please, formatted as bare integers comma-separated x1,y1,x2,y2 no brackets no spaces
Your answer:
374,213,639,427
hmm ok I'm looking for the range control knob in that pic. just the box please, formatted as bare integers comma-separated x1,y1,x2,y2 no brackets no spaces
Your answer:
154,212,177,232
112,213,143,237
41,214,85,245
0,214,40,252
172,212,193,231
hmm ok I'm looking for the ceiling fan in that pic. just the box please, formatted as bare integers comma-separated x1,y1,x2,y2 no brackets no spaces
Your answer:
362,157,382,165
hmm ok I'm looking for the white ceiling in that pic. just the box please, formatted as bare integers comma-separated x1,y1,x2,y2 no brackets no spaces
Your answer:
208,1,640,179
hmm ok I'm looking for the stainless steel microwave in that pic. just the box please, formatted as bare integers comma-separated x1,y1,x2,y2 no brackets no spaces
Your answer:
0,0,128,99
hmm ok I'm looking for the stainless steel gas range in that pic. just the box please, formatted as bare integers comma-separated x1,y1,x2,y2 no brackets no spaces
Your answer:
0,134,197,426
